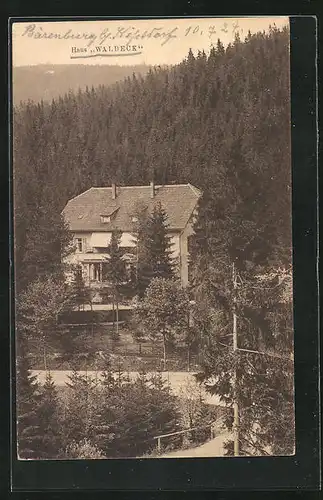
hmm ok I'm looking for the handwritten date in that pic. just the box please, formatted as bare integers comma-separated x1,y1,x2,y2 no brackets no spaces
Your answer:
21,21,243,48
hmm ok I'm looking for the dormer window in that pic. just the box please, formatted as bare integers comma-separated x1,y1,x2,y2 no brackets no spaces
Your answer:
101,215,111,223
100,208,119,224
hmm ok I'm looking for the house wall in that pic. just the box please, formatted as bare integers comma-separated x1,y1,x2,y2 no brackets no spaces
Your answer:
169,234,180,258
64,232,95,283
67,232,181,259
65,232,92,266
179,221,194,287
65,228,192,287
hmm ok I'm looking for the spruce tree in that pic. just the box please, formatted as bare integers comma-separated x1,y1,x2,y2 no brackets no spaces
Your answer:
62,371,100,448
18,197,72,292
191,184,294,456
102,229,126,334
16,335,43,459
94,373,180,458
131,204,152,297
147,202,174,279
36,372,63,458
69,264,92,311
135,202,174,296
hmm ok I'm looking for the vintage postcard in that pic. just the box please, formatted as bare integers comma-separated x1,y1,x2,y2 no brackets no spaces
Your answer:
11,17,294,460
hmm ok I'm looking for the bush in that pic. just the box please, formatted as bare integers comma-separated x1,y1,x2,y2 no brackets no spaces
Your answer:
60,370,181,458
65,438,106,459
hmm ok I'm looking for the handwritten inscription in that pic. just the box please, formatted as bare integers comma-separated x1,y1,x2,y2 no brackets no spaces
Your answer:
21,22,243,48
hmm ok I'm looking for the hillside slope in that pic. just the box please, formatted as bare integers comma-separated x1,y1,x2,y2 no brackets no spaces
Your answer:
12,64,150,104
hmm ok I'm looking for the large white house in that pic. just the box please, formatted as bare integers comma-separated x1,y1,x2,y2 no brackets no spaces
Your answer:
62,182,201,289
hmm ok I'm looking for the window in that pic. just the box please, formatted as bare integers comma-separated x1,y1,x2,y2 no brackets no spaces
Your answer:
132,216,138,223
75,237,88,252
101,215,111,223
93,263,102,282
75,238,83,252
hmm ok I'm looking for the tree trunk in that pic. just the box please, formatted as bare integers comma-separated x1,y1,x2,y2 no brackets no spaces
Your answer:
90,300,94,343
187,344,190,372
112,295,115,330
162,334,167,372
43,341,47,371
116,292,119,336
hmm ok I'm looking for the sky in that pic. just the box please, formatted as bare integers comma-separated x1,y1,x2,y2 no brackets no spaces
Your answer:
11,17,289,67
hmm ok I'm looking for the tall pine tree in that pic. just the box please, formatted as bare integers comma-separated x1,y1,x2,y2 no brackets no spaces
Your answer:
191,155,293,456
16,335,43,459
69,264,92,311
36,372,63,458
135,202,174,296
102,229,126,334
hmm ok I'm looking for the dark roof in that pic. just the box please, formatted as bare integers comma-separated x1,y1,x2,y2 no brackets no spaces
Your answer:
62,184,201,232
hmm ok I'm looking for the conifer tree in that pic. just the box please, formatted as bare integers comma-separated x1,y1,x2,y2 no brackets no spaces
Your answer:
147,202,174,279
18,197,72,292
16,336,42,459
69,264,92,311
36,372,63,458
216,38,225,56
102,229,126,334
186,48,195,66
191,182,294,455
135,202,174,296
131,204,151,297
62,371,100,447
98,352,114,387
93,372,180,458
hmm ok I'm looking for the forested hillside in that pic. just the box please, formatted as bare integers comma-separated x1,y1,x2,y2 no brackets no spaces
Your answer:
13,26,291,287
12,64,150,104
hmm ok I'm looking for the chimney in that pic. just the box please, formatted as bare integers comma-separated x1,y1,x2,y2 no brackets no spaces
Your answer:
150,181,155,199
112,183,116,200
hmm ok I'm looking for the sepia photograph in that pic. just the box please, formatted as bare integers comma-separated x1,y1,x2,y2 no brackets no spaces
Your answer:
11,17,295,460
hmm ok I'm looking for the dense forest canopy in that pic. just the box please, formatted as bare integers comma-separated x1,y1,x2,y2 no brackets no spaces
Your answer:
13,25,291,287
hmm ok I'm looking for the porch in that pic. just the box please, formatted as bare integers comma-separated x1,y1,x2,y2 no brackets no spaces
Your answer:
79,252,136,288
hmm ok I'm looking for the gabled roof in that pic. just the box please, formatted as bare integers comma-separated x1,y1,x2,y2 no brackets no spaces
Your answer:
62,184,201,232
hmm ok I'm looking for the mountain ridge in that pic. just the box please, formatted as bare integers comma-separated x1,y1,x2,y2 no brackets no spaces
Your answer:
12,64,151,104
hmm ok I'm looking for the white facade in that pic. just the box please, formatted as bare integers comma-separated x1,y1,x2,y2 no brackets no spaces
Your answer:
65,225,193,288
